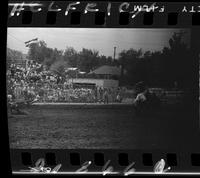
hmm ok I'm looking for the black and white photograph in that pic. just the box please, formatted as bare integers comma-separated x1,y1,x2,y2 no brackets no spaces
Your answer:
7,28,197,149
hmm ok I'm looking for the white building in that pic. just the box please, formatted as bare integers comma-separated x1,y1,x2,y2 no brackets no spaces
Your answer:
68,78,119,88
66,65,121,88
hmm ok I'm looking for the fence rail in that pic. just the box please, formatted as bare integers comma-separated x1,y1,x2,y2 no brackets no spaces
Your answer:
9,84,187,104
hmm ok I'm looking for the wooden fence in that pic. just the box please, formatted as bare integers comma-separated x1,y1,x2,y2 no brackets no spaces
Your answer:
149,88,186,104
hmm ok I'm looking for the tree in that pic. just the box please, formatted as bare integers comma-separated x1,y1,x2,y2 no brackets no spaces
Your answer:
50,58,68,77
27,40,66,71
162,31,191,88
117,31,191,88
7,48,23,61
78,48,99,72
118,48,143,85
63,47,78,67
27,40,48,63
7,48,24,69
43,48,54,69
97,55,113,67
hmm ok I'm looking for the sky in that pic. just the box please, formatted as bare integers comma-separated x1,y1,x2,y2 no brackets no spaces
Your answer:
7,28,190,58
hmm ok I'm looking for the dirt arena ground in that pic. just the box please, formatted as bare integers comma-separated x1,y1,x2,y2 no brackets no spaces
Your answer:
8,104,198,149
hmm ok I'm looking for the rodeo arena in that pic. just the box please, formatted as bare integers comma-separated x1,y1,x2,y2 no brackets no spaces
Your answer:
7,53,195,149
7,56,187,113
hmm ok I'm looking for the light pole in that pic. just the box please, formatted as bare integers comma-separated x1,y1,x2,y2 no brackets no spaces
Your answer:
113,46,116,62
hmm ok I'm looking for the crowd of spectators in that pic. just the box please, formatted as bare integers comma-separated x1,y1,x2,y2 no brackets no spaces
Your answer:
7,60,125,103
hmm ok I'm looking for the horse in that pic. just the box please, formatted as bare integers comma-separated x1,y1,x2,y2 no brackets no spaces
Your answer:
8,96,38,115
133,90,161,116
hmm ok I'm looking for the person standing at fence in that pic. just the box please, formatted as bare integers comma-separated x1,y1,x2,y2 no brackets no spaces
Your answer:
103,88,109,104
96,87,100,103
91,88,96,103
94,86,98,103
110,87,114,102
116,92,121,103
99,87,103,103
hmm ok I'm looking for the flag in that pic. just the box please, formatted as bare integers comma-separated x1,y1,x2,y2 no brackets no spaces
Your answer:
25,38,38,47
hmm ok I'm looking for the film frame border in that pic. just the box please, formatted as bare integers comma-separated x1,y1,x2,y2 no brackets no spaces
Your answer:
7,1,200,27
5,0,200,175
10,149,200,175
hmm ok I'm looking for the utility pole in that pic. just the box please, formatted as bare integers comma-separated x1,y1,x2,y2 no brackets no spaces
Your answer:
113,46,116,62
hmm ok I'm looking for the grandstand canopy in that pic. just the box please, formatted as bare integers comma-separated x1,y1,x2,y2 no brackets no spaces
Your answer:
90,65,121,76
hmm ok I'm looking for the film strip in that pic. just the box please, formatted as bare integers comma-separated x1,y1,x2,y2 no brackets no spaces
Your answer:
10,149,200,175
6,1,200,27
5,0,200,175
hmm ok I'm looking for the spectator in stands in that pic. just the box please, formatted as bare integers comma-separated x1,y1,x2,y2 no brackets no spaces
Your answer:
7,59,129,104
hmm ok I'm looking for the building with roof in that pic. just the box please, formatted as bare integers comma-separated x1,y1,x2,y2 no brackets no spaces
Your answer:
68,65,121,89
68,78,119,89
89,65,121,79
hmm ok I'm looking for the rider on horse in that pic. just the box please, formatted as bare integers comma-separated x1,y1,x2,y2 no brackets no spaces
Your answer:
133,81,161,115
